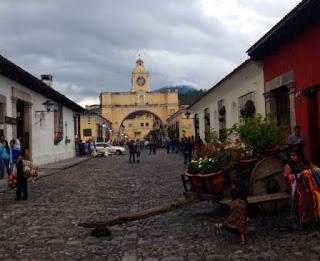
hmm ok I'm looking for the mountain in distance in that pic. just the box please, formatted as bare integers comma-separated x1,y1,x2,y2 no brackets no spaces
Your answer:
155,85,197,94
155,85,207,105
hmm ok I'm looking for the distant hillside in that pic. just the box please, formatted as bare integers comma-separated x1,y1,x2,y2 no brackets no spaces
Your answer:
179,89,207,105
155,85,207,105
155,85,197,94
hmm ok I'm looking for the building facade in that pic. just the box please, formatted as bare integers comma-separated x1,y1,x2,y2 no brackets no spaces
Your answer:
80,112,112,142
100,59,179,140
0,55,83,165
167,105,195,140
247,0,320,162
122,112,157,140
188,59,265,142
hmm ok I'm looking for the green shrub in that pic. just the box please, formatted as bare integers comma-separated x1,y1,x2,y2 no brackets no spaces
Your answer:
233,115,282,157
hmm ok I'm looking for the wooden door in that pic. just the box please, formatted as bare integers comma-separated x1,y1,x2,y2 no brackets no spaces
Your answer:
308,93,320,163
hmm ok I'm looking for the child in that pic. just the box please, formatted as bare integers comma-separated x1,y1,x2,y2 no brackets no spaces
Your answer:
214,176,248,245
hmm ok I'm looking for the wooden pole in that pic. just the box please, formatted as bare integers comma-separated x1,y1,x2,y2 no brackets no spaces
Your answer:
79,198,199,228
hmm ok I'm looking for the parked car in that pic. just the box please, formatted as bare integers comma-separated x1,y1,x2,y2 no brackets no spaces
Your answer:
95,142,126,155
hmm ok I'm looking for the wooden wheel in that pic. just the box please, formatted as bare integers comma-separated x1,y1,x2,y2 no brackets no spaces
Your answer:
249,156,286,213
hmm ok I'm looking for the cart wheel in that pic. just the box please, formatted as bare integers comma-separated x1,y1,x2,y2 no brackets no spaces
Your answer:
249,156,286,213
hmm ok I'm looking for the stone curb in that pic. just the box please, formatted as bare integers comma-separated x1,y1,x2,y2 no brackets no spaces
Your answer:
0,157,92,193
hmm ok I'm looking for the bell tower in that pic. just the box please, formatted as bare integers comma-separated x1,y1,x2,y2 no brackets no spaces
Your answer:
131,59,150,92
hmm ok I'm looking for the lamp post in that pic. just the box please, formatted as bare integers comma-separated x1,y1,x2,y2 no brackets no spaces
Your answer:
185,111,191,119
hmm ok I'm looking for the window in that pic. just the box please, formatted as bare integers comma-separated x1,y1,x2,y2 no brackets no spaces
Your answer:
138,94,145,104
128,123,133,128
218,100,227,140
0,102,4,124
204,108,210,142
146,122,149,127
54,104,63,144
194,114,199,137
0,101,3,138
83,129,92,137
238,92,256,118
231,101,237,121
140,122,144,127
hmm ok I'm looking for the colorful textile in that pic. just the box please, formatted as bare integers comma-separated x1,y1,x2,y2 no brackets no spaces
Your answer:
288,168,320,225
223,199,247,234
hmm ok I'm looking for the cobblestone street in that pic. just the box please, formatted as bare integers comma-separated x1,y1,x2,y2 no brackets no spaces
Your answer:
1,149,320,261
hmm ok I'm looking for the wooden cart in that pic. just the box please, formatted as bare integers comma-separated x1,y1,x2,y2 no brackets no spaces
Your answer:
181,156,290,217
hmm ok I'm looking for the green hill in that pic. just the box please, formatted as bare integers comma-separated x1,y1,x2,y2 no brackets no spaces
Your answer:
178,89,207,105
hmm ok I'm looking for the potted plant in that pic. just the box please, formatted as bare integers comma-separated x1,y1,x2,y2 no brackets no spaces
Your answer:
198,157,224,194
232,115,282,163
185,157,224,194
185,160,204,193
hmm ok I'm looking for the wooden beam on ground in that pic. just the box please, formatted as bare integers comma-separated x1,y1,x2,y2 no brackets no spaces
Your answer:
78,198,200,228
219,192,290,206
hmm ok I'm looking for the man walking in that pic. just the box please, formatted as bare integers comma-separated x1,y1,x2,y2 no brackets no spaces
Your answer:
165,137,171,154
135,139,142,163
183,137,193,165
128,140,136,163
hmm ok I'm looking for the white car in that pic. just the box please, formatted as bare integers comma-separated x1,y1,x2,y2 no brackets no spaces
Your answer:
95,142,126,155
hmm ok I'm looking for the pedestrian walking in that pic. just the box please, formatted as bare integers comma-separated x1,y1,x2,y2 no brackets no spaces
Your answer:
191,135,195,155
15,136,22,151
90,140,95,154
84,141,90,155
135,139,142,163
152,140,157,155
183,137,193,165
0,140,11,179
165,137,171,154
9,140,20,173
149,140,153,155
15,155,28,201
128,140,136,163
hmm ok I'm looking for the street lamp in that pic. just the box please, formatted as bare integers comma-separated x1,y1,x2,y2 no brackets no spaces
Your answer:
185,111,191,119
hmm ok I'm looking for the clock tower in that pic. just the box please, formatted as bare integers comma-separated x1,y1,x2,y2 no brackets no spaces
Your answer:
131,58,150,92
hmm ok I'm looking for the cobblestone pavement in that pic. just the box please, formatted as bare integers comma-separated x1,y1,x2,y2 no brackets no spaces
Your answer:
1,150,320,261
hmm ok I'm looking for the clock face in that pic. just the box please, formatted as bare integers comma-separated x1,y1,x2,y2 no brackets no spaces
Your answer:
136,76,146,86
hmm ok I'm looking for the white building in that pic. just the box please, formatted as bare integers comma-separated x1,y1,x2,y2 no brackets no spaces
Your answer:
0,55,84,165
189,59,265,141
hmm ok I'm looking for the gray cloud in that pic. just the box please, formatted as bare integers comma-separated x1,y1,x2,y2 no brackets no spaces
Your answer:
0,0,300,105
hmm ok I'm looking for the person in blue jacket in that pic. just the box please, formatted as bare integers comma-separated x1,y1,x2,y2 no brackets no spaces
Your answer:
9,140,20,173
0,140,11,179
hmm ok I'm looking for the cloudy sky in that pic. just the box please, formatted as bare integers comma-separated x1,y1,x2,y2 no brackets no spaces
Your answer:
0,0,301,106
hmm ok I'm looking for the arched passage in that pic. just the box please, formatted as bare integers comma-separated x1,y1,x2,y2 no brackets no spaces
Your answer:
118,110,164,140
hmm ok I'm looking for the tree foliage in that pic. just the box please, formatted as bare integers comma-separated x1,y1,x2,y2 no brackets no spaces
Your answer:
179,89,207,105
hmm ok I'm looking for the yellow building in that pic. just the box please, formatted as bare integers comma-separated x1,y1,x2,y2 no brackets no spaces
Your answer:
167,105,195,140
80,111,112,142
122,113,156,140
100,59,179,140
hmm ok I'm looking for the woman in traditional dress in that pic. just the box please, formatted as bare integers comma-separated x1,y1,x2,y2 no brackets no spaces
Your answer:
284,146,319,226
213,177,248,245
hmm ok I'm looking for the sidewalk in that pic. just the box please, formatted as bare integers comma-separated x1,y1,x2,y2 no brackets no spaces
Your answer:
0,156,91,193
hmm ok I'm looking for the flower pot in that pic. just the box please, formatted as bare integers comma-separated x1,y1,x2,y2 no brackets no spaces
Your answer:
199,169,224,194
184,173,205,193
184,170,224,194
